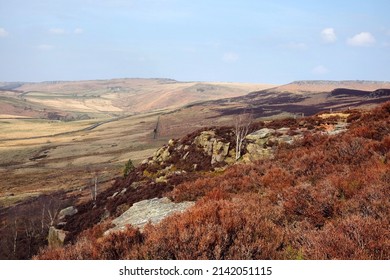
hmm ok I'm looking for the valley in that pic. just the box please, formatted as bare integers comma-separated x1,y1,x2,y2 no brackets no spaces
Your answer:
0,78,389,259
0,79,273,207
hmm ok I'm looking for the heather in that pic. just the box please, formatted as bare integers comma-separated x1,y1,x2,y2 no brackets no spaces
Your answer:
35,102,390,260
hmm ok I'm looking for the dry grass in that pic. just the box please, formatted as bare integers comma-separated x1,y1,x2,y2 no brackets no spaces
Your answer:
318,113,350,119
0,114,32,119
0,110,170,206
15,79,275,114
0,119,98,140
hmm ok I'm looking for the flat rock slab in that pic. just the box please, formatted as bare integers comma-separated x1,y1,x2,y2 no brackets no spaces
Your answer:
58,206,78,221
107,197,194,234
246,128,275,140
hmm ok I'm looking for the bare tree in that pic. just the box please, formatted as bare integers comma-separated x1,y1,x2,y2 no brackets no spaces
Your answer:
234,111,253,161
153,116,160,139
13,219,18,258
47,201,59,226
24,219,37,258
86,167,99,204
90,173,98,203
41,203,46,233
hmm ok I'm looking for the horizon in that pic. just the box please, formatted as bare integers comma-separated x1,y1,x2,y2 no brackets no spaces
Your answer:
2,77,390,85
1,1,389,84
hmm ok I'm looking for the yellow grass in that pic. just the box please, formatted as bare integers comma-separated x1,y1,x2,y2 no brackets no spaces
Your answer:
318,113,350,119
17,79,276,114
0,114,32,118
0,119,99,140
27,97,122,112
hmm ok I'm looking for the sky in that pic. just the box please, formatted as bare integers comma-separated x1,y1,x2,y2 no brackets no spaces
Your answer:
0,0,389,84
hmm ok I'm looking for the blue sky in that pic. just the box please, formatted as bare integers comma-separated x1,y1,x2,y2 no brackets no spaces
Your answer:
0,0,389,84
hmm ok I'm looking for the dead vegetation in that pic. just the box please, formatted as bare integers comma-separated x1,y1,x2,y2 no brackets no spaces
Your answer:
34,102,390,260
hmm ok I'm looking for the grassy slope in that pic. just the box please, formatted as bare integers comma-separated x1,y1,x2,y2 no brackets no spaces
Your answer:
0,79,274,207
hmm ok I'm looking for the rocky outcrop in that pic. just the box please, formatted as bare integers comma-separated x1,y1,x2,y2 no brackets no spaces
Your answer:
106,197,194,234
146,119,349,174
242,128,274,162
194,131,216,155
153,146,171,162
194,131,232,165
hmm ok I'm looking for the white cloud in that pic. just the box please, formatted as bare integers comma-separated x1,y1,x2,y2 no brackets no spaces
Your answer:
49,28,66,35
222,52,239,63
37,44,54,51
312,65,329,75
0,27,9,37
347,32,376,47
321,28,337,43
74,28,84,34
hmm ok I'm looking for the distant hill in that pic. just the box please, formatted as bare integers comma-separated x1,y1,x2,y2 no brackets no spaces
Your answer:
1,78,275,117
155,80,390,139
271,80,390,93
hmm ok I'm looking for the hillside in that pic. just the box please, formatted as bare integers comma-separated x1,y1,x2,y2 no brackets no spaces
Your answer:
0,78,274,118
1,79,390,259
0,79,272,212
155,80,390,139
268,80,390,94
28,101,390,260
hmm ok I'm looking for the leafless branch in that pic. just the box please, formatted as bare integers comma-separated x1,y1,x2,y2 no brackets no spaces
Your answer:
234,111,253,160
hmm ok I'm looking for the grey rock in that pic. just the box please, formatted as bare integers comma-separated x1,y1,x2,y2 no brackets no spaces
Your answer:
194,131,232,165
153,146,171,162
276,127,290,134
160,148,171,161
243,143,273,162
106,197,194,234
328,123,348,135
194,131,216,155
278,135,294,145
211,141,230,164
48,226,68,248
246,128,275,141
58,206,78,221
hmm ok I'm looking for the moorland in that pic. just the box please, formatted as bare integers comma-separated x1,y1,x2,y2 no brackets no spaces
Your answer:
1,78,389,259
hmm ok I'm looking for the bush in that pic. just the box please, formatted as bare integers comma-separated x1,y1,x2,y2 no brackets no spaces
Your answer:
123,159,135,177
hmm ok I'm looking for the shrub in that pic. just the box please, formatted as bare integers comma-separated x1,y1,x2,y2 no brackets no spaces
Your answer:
123,159,135,177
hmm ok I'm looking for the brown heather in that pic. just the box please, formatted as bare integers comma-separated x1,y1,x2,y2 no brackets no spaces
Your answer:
35,102,390,260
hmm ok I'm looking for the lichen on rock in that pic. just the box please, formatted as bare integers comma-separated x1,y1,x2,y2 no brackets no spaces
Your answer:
106,197,194,234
